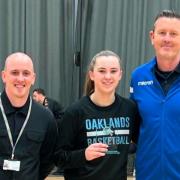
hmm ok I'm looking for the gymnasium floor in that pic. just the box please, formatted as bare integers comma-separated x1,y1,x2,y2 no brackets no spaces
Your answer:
46,175,135,180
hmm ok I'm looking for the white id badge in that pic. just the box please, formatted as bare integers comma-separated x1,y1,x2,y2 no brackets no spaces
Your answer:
3,159,20,171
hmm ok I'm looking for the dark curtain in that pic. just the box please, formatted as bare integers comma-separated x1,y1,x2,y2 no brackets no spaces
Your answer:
0,0,180,107
0,0,79,107
79,0,180,96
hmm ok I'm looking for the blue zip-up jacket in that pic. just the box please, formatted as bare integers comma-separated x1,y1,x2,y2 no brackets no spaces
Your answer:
130,57,180,180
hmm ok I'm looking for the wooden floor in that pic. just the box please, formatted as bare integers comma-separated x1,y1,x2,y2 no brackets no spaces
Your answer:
46,176,63,180
46,175,135,180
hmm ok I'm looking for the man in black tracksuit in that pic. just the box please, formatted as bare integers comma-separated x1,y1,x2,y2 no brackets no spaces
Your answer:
32,88,64,122
0,52,58,180
32,88,64,175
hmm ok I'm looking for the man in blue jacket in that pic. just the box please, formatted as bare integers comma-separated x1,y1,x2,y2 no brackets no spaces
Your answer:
130,10,180,179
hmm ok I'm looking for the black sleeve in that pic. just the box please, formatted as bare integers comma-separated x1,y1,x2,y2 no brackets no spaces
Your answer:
39,117,58,179
131,107,141,144
128,142,137,154
55,107,87,169
52,101,64,121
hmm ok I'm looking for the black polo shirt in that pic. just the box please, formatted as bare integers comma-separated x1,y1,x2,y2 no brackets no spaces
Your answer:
154,62,180,95
1,91,30,143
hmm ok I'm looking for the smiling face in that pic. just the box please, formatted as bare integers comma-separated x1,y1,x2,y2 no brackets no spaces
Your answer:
1,53,36,103
89,55,122,96
150,17,180,61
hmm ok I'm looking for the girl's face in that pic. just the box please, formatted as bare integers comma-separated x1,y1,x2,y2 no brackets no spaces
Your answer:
89,56,122,95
